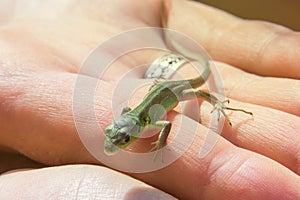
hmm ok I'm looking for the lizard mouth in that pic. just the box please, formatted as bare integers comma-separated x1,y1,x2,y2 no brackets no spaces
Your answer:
104,139,120,156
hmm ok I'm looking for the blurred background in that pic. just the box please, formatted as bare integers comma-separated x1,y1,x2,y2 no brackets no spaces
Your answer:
196,0,300,31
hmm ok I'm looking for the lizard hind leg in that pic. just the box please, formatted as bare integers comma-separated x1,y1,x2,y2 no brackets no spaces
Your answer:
210,100,230,124
210,99,234,126
206,94,253,126
182,89,253,126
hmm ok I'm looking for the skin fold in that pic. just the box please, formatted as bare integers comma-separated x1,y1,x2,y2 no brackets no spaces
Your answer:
0,0,300,199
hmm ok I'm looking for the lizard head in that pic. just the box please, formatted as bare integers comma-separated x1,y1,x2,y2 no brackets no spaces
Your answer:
104,114,140,155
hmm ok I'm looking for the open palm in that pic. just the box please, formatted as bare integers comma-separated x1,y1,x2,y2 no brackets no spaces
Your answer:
0,0,300,199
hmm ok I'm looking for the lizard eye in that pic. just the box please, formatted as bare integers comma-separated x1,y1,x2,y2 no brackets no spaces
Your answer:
124,135,131,143
121,135,131,144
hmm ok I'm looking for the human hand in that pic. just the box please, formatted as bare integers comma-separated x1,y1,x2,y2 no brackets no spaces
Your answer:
0,0,300,199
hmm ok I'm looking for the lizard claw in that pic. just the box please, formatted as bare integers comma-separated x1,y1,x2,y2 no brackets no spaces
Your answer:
210,99,232,126
210,99,253,126
150,140,168,162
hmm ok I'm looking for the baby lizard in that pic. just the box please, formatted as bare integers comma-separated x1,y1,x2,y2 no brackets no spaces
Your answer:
104,0,252,156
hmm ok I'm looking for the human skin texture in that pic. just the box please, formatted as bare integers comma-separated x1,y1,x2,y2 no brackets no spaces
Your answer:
0,0,300,199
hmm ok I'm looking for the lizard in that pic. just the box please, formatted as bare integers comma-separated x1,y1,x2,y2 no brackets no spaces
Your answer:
104,0,252,156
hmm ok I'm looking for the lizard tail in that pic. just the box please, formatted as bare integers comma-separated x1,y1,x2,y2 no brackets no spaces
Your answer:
160,0,211,87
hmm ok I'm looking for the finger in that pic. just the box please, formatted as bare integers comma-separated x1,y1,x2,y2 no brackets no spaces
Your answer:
0,152,44,174
0,71,98,165
132,114,300,199
197,99,300,175
0,62,297,198
176,59,300,174
0,165,176,199
213,61,300,117
163,0,300,78
203,61,300,174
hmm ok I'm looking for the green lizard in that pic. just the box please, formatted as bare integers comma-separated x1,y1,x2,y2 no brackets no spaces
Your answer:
104,0,252,156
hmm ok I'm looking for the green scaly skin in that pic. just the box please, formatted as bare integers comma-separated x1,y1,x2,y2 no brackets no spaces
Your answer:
104,0,252,156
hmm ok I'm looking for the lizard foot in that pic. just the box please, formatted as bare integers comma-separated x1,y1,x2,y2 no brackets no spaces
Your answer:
150,140,168,162
211,99,253,126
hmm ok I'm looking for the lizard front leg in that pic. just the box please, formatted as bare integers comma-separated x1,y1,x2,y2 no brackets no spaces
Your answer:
121,106,132,114
149,120,171,161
